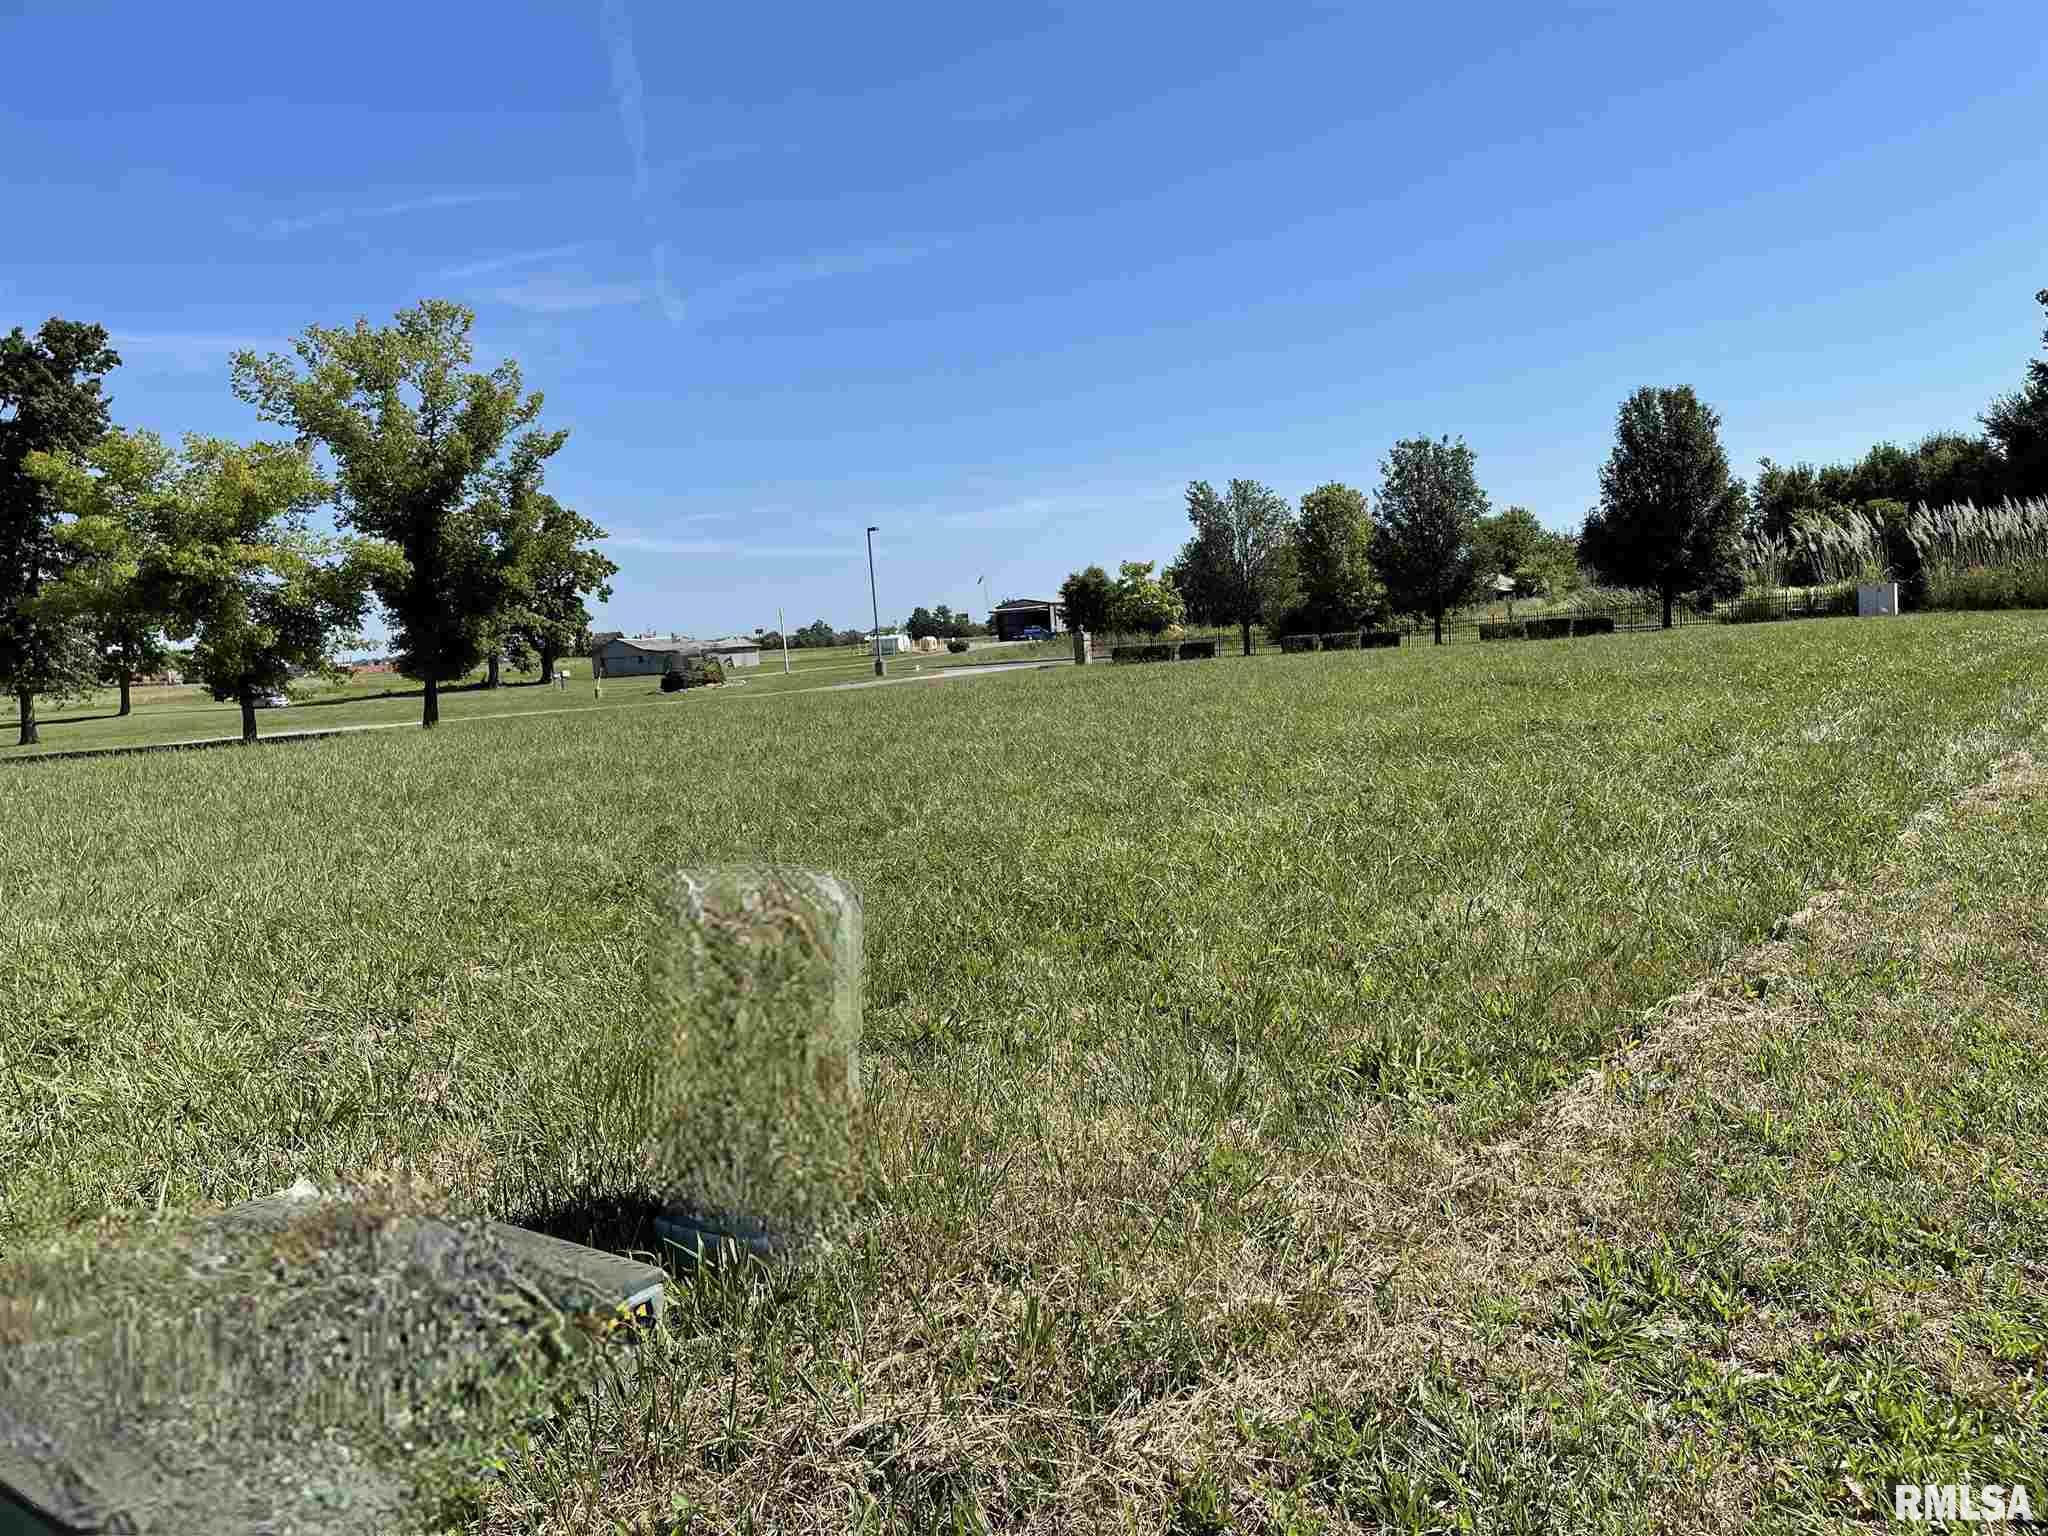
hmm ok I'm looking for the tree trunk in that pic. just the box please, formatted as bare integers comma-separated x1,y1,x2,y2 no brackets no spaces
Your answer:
118,670,132,717
537,646,558,685
1240,619,1253,657
423,675,440,729
16,689,37,747
1433,610,1444,646
1661,587,1675,629
487,653,501,689
239,685,258,743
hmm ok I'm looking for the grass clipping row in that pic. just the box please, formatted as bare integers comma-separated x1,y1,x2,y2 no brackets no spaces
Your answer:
0,866,865,1534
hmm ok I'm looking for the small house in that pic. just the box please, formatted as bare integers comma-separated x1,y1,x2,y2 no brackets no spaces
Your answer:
593,633,764,677
989,598,1065,641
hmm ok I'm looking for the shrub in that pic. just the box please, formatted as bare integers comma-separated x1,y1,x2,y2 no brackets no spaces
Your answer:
1910,498,2048,611
1524,617,1574,640
1319,631,1360,650
946,638,969,653
1478,622,1524,641
1569,616,1616,637
1278,634,1321,654
1177,640,1218,660
1722,593,1792,625
1360,630,1401,649
662,656,727,690
1110,644,1173,664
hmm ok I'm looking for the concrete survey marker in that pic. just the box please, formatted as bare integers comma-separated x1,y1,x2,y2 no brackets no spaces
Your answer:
215,1177,667,1320
0,1182,667,1535
646,867,864,1267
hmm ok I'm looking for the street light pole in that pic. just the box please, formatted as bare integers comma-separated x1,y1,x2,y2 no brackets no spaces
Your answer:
865,526,884,677
778,605,789,675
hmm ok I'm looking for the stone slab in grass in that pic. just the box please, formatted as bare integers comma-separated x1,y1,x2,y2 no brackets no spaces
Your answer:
215,1178,666,1322
0,1185,667,1535
0,1425,172,1536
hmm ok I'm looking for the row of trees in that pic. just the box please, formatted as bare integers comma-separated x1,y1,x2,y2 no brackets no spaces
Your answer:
1061,453,1582,649
1746,288,2048,589
760,619,869,651
753,602,992,654
1056,284,2048,643
0,301,617,745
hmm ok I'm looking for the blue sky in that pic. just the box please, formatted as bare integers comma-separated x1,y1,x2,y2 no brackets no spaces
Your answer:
5,1,2045,638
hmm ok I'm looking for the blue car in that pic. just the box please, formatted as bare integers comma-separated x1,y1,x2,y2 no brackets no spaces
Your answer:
1016,625,1051,641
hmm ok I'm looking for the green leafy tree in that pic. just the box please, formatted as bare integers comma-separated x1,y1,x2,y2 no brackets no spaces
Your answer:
0,318,121,745
792,618,837,649
1181,479,1295,655
1057,565,1115,635
28,428,175,717
1289,481,1381,633
1109,560,1184,636
1471,506,1542,591
1165,538,1229,627
1750,459,1826,545
1580,387,1746,628
501,493,616,684
232,300,565,728
1527,527,1583,600
30,430,391,742
1471,506,1580,616
1983,287,2048,500
1370,436,1486,644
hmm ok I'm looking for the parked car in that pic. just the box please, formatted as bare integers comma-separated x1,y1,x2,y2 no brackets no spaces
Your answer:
255,690,290,709
1016,625,1051,641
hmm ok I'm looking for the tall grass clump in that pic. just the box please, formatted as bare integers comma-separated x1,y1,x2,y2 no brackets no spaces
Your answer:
1729,512,1888,622
1909,497,2048,611
1792,508,1891,588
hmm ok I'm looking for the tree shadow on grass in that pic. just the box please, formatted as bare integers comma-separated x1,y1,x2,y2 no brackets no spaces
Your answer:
289,685,425,709
21,710,125,727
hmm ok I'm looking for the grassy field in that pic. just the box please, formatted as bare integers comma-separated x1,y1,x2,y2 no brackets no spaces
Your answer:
4,613,2046,1532
0,643,1050,759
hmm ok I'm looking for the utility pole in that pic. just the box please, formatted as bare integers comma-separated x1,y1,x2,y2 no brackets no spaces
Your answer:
778,605,790,674
866,526,884,677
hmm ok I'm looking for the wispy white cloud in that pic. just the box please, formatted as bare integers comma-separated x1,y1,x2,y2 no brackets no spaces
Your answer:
485,275,646,313
690,239,950,321
439,243,593,280
238,189,519,240
650,141,791,191
609,532,851,560
651,241,689,324
955,95,1032,125
926,481,1185,533
598,0,650,201
109,331,275,374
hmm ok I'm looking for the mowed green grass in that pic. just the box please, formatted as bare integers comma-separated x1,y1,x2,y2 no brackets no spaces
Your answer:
5,613,2048,1531
0,644,1045,758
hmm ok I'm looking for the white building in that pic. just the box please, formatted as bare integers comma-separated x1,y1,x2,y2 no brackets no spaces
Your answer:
594,634,761,677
